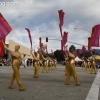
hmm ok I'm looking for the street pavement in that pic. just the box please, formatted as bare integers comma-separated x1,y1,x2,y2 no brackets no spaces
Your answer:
0,64,99,100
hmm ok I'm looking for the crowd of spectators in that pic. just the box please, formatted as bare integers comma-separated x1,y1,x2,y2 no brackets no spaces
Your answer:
0,58,12,66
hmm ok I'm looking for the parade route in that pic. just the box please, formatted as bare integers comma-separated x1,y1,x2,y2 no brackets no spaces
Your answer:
85,69,100,100
0,64,99,100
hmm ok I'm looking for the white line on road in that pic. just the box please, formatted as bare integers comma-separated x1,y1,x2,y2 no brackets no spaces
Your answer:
85,69,100,100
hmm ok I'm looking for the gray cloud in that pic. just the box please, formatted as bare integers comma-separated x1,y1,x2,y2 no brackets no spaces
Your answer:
0,0,100,52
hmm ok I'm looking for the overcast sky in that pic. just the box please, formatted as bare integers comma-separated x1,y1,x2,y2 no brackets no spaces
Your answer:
0,0,100,52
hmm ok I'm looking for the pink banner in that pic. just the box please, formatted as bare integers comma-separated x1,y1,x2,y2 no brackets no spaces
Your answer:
91,25,100,47
77,49,81,58
0,13,12,38
58,10,65,37
82,46,86,55
25,28,32,49
0,36,5,56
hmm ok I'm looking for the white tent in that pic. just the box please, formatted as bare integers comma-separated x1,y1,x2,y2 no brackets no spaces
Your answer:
75,56,82,61
24,55,33,60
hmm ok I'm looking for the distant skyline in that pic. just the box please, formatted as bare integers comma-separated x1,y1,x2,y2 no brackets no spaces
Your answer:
0,0,100,52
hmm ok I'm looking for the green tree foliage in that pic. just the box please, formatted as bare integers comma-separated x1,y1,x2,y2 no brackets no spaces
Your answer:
54,50,64,62
84,51,92,58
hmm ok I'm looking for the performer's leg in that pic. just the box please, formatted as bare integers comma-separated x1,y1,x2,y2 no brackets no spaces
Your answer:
65,67,71,84
93,64,97,74
12,64,25,90
35,64,39,77
90,65,93,74
42,65,45,73
70,64,80,85
8,72,15,88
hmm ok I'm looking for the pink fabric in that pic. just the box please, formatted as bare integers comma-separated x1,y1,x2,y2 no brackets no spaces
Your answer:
77,49,81,58
0,37,5,56
58,10,65,37
25,28,32,49
0,13,12,37
61,32,68,51
91,25,100,47
82,46,86,55
59,25,62,37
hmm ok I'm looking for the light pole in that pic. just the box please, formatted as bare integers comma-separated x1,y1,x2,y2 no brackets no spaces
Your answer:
74,28,91,33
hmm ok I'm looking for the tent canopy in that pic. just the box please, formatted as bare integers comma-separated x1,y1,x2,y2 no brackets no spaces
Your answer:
75,56,82,61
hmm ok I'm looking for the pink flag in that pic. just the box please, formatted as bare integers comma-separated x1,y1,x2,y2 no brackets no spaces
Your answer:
63,32,68,44
0,36,5,56
77,49,81,58
0,13,12,38
58,10,65,37
62,32,68,51
25,28,32,49
82,46,86,55
91,25,100,47
59,25,62,37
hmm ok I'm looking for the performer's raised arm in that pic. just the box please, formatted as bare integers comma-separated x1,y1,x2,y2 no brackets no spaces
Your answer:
2,41,13,53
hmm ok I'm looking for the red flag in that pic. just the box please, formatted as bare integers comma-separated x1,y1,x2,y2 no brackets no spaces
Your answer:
25,28,32,49
59,25,62,37
82,46,86,55
61,40,63,51
77,49,81,58
62,32,68,44
58,10,65,37
88,37,92,51
0,37,5,56
0,13,12,38
58,10,65,26
91,25,100,47
62,32,68,51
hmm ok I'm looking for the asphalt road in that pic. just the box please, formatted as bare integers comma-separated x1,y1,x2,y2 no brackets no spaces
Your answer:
0,64,98,100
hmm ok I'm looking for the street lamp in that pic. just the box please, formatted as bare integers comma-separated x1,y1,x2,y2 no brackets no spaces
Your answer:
74,27,91,33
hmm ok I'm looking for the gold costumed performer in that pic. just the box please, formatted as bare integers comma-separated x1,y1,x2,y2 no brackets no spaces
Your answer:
64,55,70,76
53,58,57,69
65,45,80,86
41,54,48,73
87,58,91,71
48,57,53,70
31,51,40,78
82,59,86,70
90,55,97,74
2,41,26,91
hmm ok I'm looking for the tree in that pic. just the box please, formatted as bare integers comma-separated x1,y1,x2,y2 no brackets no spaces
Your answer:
54,50,64,62
84,51,92,58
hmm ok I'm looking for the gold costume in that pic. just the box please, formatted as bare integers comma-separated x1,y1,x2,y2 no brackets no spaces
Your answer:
82,60,86,70
90,57,97,74
54,59,57,69
86,60,91,71
64,58,70,76
31,53,40,78
3,43,25,90
33,60,40,78
42,60,48,73
48,60,53,70
65,52,80,86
